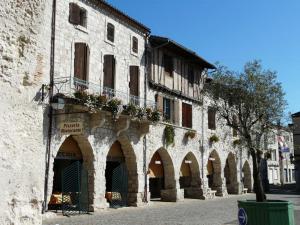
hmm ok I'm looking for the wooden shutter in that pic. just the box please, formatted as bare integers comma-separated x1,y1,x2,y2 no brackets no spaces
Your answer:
103,55,115,89
182,103,192,128
74,43,89,81
156,93,163,113
174,99,180,125
69,3,80,25
129,66,139,96
208,107,216,130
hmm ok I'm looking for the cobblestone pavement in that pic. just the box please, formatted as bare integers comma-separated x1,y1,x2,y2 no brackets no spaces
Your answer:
43,193,300,225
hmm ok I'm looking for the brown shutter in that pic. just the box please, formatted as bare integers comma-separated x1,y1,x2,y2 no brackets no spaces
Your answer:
85,45,90,82
103,55,115,89
174,99,180,125
182,103,192,128
208,107,216,130
74,43,85,80
129,66,139,96
69,3,80,25
186,104,192,128
156,93,163,113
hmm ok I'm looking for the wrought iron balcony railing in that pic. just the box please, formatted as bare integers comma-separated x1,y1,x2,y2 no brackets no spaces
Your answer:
53,76,156,109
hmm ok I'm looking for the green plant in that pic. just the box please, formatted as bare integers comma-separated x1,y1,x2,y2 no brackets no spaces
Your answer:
122,103,138,117
104,98,122,117
164,125,175,147
136,108,147,120
74,90,89,103
209,134,219,143
264,151,271,160
146,108,160,123
185,130,196,139
233,139,241,147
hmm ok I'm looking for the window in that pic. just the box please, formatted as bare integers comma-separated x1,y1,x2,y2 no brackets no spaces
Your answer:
188,66,194,85
208,107,216,130
274,169,278,180
163,98,172,121
163,54,173,76
69,3,87,27
74,43,89,89
271,150,277,161
233,115,238,137
107,23,115,43
182,103,192,128
132,36,138,54
103,55,115,90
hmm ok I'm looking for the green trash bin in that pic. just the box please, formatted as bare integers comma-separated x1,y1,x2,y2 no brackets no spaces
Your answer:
238,200,295,225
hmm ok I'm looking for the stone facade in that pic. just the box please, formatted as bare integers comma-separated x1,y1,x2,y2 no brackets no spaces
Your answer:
0,1,254,225
292,113,300,191
264,127,295,186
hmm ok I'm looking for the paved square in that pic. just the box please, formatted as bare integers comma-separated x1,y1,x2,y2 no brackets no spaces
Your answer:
43,193,300,225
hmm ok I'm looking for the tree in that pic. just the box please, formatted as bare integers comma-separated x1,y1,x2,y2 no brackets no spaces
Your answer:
205,60,286,202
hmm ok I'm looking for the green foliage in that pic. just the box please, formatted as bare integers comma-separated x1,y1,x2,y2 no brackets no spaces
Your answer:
105,98,122,117
185,130,196,139
209,134,219,143
74,90,89,103
122,103,138,117
146,108,161,123
205,60,287,202
164,125,175,147
264,151,271,160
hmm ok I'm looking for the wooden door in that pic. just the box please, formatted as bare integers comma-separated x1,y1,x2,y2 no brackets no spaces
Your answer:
103,55,115,89
129,66,139,96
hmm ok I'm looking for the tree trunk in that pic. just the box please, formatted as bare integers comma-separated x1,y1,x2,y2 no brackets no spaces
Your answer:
251,150,266,202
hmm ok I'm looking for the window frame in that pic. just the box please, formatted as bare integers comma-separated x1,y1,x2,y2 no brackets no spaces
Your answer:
208,107,216,130
69,3,87,28
132,36,138,54
163,54,173,76
163,97,172,121
182,102,192,128
188,66,194,85
106,22,115,43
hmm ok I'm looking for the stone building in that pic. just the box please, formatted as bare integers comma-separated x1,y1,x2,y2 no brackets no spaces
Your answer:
292,112,300,191
0,1,254,224
264,126,295,186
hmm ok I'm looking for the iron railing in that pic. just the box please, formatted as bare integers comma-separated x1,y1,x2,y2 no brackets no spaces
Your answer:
53,77,156,108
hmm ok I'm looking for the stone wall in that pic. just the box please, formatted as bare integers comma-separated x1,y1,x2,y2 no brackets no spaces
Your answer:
0,0,52,224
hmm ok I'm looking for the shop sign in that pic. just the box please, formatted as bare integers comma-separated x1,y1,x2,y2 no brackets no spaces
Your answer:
60,122,83,135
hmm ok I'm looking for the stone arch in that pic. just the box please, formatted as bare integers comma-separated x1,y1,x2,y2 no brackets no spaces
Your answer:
48,135,95,211
179,152,202,198
207,150,222,194
242,160,252,192
148,148,176,201
105,134,138,206
224,152,238,194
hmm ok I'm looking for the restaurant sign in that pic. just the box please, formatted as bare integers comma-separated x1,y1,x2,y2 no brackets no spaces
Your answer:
60,122,83,135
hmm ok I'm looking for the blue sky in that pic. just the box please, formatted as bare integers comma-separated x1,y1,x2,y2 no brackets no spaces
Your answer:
108,0,300,114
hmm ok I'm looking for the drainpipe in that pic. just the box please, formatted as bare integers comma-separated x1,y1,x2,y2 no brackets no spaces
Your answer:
42,0,56,213
143,33,150,203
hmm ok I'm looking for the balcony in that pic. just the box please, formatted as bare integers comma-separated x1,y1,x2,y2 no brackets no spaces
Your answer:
53,77,156,109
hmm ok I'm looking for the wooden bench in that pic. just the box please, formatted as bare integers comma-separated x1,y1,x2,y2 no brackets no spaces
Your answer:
242,188,248,194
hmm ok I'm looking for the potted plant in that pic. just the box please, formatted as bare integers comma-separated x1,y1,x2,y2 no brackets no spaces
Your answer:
104,98,122,118
207,61,294,225
185,130,197,139
122,103,138,117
